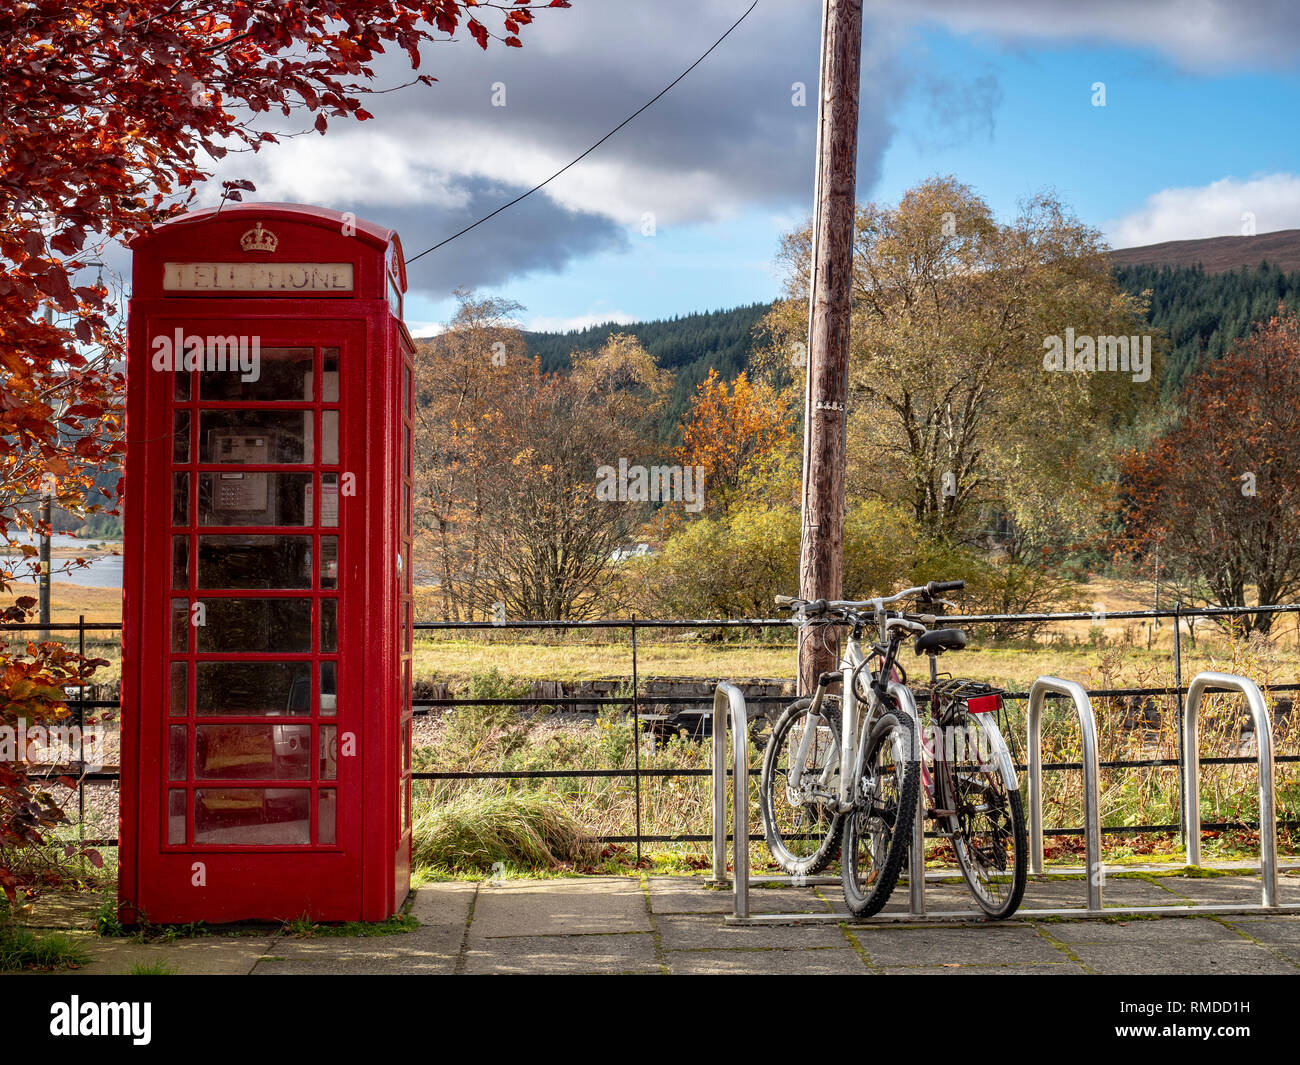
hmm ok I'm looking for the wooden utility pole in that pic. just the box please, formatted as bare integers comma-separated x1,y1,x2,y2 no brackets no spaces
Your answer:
798,0,862,693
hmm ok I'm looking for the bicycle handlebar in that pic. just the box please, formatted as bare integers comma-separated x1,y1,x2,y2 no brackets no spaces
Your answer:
774,580,963,613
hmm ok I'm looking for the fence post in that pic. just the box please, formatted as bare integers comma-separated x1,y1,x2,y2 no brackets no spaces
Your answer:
631,616,642,865
78,614,86,866
1174,601,1184,850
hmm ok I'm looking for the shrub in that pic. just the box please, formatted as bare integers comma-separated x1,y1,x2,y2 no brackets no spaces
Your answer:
411,790,595,872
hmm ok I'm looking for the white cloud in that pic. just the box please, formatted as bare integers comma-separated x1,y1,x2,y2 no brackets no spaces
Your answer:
198,131,471,210
525,310,637,333
405,321,447,338
1105,173,1300,247
870,0,1300,71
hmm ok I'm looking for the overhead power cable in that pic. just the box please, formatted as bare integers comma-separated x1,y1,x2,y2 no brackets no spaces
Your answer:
405,1,759,265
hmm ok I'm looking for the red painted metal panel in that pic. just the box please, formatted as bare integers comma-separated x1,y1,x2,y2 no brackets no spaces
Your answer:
120,204,411,924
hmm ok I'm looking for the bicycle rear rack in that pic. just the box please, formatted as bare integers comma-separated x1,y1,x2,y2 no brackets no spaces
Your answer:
713,674,1294,926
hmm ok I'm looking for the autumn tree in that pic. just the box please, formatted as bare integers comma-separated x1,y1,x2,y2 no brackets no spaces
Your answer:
1119,309,1300,633
674,369,794,515
1,1,563,551
473,334,673,620
412,291,537,620
1,0,564,902
759,177,1156,553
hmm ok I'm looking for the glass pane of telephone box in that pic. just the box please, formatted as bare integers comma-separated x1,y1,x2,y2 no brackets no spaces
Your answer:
318,789,337,846
198,471,312,526
168,726,187,780
193,788,310,845
168,790,187,844
198,411,312,464
319,725,337,780
319,537,338,589
173,473,190,526
320,599,338,653
195,724,311,780
170,598,189,653
173,410,191,463
322,351,340,402
196,534,313,589
171,536,189,588
196,598,313,653
321,411,338,465
197,661,311,716
319,661,337,716
198,347,314,402
169,661,188,717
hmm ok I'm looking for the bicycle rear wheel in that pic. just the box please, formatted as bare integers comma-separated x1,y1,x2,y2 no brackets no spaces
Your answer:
942,714,1027,919
759,696,843,877
841,711,919,918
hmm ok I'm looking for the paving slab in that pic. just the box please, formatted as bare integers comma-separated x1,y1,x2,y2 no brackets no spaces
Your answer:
461,932,660,975
407,882,477,954
1222,915,1300,963
850,924,1064,967
647,879,831,915
15,892,100,931
1154,875,1299,905
1019,877,1186,910
656,912,847,950
889,961,1086,975
1067,938,1297,975
250,932,459,975
1043,915,1241,946
470,877,650,937
70,933,276,975
665,947,869,975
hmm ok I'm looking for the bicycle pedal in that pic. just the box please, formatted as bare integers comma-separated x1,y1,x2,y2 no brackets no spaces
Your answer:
928,807,958,818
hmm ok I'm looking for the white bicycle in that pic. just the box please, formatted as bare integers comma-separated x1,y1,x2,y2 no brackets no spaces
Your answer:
760,580,1027,919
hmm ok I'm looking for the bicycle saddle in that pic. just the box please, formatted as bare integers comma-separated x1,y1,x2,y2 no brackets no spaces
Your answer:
914,627,968,656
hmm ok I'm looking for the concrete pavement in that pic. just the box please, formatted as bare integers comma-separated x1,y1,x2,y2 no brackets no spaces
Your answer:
34,870,1300,975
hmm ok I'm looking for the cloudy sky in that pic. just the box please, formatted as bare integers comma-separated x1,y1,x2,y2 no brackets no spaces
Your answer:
194,0,1300,334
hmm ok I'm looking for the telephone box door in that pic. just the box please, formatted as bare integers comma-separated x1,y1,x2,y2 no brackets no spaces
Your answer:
132,318,367,920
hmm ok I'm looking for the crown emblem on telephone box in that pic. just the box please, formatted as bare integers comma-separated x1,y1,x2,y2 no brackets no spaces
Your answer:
240,222,278,254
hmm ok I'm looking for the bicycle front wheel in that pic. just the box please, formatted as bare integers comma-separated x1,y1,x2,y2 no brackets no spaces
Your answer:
943,714,1027,919
841,711,920,918
759,696,844,877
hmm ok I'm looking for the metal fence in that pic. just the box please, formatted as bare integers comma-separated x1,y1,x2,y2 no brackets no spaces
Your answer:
4,602,1300,859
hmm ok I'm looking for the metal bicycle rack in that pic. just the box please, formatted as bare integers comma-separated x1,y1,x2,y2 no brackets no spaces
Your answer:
712,673,1295,926
1182,672,1279,907
1027,676,1103,911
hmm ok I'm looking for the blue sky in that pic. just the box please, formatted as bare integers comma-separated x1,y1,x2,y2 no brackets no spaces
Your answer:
192,1,1300,335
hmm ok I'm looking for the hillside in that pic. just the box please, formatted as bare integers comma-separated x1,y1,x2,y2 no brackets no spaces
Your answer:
1113,262,1300,392
1109,228,1300,274
521,302,772,437
521,253,1300,408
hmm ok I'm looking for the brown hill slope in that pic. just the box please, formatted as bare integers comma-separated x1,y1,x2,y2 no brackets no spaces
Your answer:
1109,228,1300,274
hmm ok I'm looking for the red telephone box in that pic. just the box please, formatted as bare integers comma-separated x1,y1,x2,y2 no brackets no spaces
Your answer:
119,203,415,923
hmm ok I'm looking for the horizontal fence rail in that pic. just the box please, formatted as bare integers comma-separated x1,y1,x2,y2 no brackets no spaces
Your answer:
4,603,1299,854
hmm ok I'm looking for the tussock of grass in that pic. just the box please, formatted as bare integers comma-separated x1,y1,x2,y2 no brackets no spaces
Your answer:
0,925,89,971
411,790,595,873
128,959,177,975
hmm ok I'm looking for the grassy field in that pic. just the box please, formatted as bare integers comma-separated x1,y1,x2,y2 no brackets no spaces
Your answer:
8,575,1300,881
12,575,1300,696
